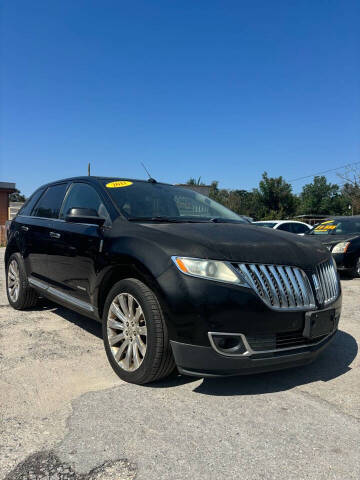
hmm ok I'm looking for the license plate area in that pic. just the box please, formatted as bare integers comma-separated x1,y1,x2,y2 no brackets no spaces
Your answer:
303,310,335,339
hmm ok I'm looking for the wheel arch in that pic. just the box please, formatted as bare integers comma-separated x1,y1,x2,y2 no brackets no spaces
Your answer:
4,239,20,267
96,258,170,321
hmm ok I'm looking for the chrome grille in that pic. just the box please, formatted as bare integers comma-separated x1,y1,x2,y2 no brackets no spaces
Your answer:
236,263,316,310
312,259,339,306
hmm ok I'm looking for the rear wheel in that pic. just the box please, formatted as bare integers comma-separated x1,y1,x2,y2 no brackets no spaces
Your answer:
6,253,38,309
102,278,175,384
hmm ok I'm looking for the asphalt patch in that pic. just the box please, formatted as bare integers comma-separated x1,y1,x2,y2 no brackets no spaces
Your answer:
4,451,136,480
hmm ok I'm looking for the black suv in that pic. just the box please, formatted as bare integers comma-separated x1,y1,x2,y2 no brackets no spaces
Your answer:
5,177,342,384
306,217,360,278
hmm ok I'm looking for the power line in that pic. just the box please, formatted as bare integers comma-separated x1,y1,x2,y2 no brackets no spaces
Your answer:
288,161,360,182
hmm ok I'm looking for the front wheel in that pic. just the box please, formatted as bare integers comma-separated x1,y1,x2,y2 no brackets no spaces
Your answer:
350,257,360,279
102,278,175,384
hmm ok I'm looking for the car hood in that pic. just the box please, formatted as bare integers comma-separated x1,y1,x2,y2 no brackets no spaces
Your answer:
135,222,330,269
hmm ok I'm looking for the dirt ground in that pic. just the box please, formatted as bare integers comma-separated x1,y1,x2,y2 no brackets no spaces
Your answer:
0,247,359,480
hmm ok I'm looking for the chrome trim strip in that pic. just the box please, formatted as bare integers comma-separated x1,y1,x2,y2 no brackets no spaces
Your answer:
47,287,94,311
28,276,94,312
208,330,335,358
268,266,287,307
19,215,66,222
285,266,302,306
313,259,340,306
28,277,48,290
19,215,102,227
277,266,296,307
259,264,280,308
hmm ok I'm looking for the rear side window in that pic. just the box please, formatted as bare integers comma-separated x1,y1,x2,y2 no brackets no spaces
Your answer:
31,184,68,219
18,188,44,216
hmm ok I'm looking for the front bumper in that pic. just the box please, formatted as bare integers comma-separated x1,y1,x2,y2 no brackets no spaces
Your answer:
332,252,357,271
158,261,342,376
157,264,342,346
171,330,337,377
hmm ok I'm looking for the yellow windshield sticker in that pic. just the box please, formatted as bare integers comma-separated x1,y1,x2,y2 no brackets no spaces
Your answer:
314,222,337,231
106,181,133,188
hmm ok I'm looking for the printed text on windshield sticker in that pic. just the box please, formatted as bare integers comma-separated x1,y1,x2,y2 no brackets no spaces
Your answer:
314,222,337,231
106,181,133,188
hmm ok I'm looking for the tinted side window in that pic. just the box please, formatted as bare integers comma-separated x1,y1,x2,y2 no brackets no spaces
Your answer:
18,188,44,216
31,184,68,219
61,183,110,224
292,223,310,234
277,223,292,232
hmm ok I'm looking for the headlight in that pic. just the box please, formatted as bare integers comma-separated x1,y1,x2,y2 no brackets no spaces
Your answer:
171,256,249,286
332,242,350,254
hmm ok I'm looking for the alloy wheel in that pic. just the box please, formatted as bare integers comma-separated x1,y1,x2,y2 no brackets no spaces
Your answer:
107,293,147,371
356,258,360,277
8,259,20,303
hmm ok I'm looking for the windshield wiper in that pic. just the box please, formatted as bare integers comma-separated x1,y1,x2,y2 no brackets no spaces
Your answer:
209,218,246,224
128,216,189,223
127,216,245,223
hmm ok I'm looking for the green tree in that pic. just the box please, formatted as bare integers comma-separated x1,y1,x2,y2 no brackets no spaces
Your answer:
255,172,297,219
9,188,26,202
186,177,205,186
342,183,360,214
209,181,261,219
298,176,347,215
338,166,360,214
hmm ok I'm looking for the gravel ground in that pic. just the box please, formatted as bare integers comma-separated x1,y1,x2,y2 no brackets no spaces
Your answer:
0,247,359,479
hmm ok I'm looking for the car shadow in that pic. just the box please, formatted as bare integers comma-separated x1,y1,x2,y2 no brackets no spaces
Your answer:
339,272,359,281
192,330,357,396
38,298,103,339
36,299,357,395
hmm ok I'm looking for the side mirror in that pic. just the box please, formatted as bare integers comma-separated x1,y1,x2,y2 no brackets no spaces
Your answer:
65,207,105,226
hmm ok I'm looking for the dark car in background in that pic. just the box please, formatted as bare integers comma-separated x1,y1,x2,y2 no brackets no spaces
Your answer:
5,177,341,384
306,216,360,278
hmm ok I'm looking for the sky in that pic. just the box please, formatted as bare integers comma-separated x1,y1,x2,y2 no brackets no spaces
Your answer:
1,0,359,197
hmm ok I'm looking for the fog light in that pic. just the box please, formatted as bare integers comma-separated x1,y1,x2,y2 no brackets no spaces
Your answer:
209,333,247,355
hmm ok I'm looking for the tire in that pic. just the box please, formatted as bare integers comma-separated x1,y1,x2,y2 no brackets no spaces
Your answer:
6,253,38,309
350,257,360,279
102,278,176,384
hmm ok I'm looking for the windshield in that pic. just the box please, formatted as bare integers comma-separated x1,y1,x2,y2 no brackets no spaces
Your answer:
308,219,360,235
103,180,247,223
255,222,277,228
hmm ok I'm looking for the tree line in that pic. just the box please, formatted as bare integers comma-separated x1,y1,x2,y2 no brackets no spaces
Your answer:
187,170,360,220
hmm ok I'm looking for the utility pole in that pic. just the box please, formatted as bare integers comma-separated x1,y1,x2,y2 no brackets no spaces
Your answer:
88,163,91,176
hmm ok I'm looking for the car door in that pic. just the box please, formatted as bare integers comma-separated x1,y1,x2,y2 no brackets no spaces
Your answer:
46,181,111,305
21,183,68,283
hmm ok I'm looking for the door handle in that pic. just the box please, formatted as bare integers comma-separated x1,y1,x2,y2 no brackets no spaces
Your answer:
49,231,61,239
21,226,29,232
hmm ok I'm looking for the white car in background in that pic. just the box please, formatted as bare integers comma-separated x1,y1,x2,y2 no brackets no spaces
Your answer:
253,220,312,235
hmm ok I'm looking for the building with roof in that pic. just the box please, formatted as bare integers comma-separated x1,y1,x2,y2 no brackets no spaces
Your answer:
0,182,16,225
